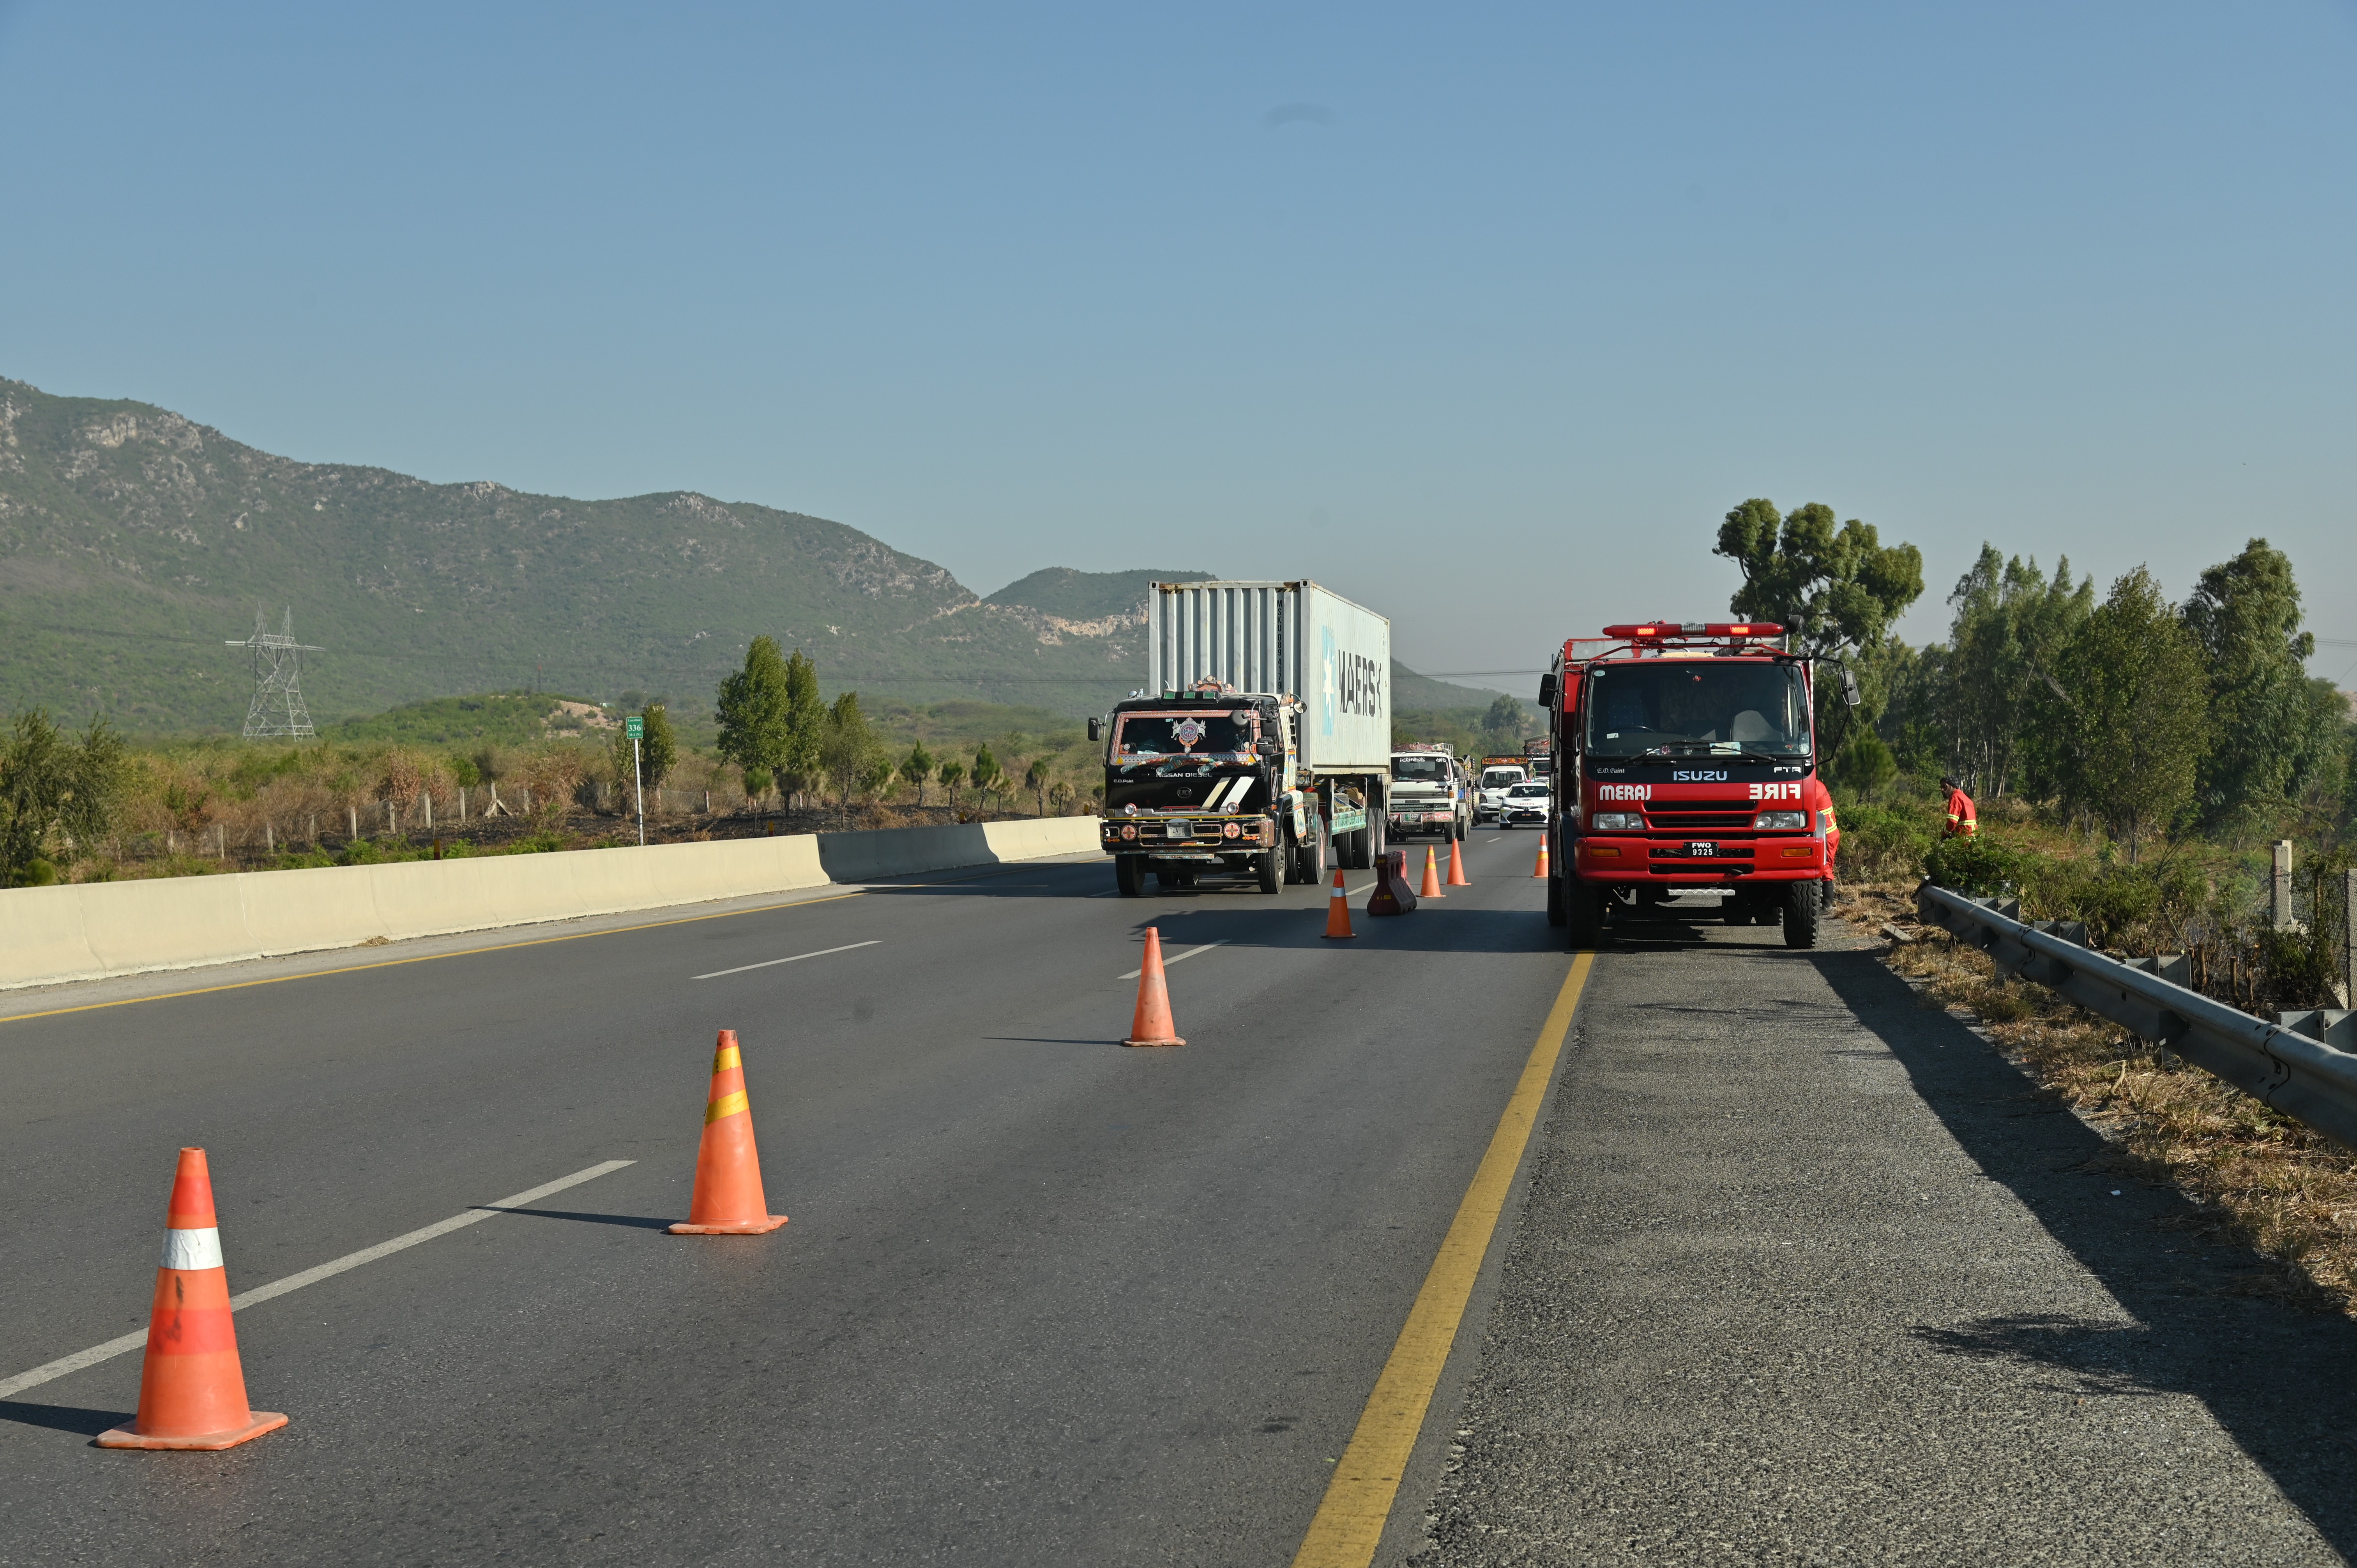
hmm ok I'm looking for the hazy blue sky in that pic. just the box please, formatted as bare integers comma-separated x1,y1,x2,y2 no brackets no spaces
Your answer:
4,2,2352,691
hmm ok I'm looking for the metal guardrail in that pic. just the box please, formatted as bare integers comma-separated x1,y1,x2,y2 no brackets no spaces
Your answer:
1916,885,2357,1151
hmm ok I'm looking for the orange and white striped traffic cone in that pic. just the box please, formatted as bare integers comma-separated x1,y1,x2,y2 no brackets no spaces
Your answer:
668,1029,789,1234
1446,837,1471,886
1419,844,1445,899
1322,868,1357,939
1532,836,1550,878
97,1148,287,1451
1122,927,1187,1046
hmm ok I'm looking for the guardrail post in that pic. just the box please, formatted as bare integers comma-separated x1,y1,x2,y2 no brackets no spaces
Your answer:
2344,866,2356,1008
2272,840,2294,929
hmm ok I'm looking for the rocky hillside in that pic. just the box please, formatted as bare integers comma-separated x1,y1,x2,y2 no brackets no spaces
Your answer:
0,376,1498,732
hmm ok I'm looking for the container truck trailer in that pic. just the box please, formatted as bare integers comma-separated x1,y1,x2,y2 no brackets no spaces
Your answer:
1540,621,1846,948
1095,581,1393,895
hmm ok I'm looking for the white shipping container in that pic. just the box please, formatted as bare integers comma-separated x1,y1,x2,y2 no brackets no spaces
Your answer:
1146,581,1392,774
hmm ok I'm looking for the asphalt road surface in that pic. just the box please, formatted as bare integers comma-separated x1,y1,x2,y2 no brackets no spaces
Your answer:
4,830,2351,1565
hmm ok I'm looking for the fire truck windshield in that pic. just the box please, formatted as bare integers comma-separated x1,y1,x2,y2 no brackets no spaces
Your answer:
1584,662,1811,761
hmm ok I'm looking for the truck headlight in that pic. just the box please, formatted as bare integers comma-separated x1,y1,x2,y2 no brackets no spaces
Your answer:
1589,812,1642,832
1754,810,1807,830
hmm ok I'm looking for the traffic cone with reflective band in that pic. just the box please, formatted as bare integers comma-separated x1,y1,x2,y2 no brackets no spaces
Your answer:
1419,845,1445,899
1446,838,1471,887
97,1148,286,1451
1122,927,1186,1046
1322,868,1357,939
668,1030,788,1234
1532,836,1550,878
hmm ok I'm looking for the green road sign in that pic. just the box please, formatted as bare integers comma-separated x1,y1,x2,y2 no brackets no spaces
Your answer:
625,715,644,740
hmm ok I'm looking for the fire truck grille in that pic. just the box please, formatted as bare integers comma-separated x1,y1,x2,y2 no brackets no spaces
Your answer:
1645,805,1753,831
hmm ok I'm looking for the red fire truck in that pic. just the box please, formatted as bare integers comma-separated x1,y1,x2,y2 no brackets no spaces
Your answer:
1540,621,1848,948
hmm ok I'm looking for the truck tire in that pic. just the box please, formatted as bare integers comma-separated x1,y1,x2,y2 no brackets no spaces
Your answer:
1115,856,1143,897
1546,868,1566,927
1565,882,1608,948
1783,881,1821,948
1294,817,1327,886
1256,847,1283,895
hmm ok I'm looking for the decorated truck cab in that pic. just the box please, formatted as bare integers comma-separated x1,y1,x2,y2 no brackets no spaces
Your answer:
1541,622,1845,948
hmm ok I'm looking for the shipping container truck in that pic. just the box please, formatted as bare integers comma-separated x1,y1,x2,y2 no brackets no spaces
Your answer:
1093,581,1393,895
1540,621,1849,948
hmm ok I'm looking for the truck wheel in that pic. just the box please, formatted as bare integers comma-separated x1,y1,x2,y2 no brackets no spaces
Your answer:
1565,883,1608,948
1256,847,1283,895
1546,869,1566,927
1115,856,1143,897
1295,818,1327,885
1783,881,1821,948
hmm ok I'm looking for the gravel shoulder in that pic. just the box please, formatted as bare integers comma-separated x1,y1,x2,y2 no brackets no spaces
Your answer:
1413,908,2357,1566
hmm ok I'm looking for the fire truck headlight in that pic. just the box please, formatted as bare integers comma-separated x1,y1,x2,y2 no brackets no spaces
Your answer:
1590,812,1642,832
1754,810,1808,831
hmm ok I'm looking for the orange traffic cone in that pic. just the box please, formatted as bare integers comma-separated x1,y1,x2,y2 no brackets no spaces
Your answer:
1446,838,1472,887
1420,844,1445,898
97,1148,287,1451
1122,927,1187,1046
1532,836,1550,878
668,1029,788,1234
1322,868,1357,939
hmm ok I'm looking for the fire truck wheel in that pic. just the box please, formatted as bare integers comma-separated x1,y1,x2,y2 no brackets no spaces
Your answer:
1115,856,1144,897
1546,870,1566,927
1783,881,1821,948
1255,847,1283,895
1565,884,1608,948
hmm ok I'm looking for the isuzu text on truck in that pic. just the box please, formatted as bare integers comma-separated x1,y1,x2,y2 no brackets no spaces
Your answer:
1539,621,1847,948
1095,581,1394,896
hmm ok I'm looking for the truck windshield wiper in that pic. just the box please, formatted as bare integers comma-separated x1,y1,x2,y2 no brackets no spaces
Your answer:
1627,746,1806,766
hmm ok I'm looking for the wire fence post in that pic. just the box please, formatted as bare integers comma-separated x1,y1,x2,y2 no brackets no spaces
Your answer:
2345,865,2356,1009
2272,840,2295,930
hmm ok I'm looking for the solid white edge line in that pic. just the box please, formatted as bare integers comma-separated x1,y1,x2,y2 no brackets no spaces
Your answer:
0,1158,635,1401
693,939,881,981
1117,939,1230,980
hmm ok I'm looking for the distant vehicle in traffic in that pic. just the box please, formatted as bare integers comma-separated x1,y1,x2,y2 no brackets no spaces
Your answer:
1497,781,1551,829
1474,763,1527,822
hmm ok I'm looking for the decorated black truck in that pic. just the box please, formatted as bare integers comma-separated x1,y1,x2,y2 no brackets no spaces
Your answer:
1095,581,1394,896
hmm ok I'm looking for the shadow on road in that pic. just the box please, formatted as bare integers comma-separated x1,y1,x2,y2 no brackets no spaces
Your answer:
478,1206,674,1230
0,1400,131,1436
1813,947,2357,1554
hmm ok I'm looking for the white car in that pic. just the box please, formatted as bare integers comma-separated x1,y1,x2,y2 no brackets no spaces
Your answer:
1475,766,1527,823
1497,781,1552,829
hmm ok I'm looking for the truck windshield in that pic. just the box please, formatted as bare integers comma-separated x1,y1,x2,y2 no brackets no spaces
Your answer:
1392,755,1452,782
1583,662,1811,760
1111,711,1251,758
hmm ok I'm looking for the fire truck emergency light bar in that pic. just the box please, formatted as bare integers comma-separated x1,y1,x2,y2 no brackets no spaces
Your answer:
1599,622,1786,639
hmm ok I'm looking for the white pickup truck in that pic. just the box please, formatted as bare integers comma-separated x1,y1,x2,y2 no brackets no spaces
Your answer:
1387,745,1470,841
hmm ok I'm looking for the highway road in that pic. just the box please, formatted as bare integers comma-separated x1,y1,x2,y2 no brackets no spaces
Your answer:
5,827,2353,1565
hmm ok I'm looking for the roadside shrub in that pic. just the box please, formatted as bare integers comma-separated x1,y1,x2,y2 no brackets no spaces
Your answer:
1924,833,2026,895
1836,801,1938,882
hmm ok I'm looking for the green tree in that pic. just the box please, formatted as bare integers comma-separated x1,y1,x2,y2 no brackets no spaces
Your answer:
1938,546,2093,799
715,637,793,797
1024,756,1051,816
2182,538,2346,836
781,648,826,798
903,741,936,806
820,692,886,807
0,710,131,885
2051,567,2208,862
1477,694,1529,756
1714,498,1925,754
971,743,1002,807
610,702,678,800
938,759,966,814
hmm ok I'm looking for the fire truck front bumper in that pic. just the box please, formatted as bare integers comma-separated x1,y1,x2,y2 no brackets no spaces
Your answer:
1571,834,1828,882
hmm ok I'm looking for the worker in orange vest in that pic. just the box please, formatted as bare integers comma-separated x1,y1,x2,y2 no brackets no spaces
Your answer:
1940,776,1977,838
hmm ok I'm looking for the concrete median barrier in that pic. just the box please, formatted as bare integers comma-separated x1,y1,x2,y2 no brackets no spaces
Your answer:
0,817,1103,991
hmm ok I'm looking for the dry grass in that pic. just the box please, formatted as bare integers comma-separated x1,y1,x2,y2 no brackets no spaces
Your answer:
1843,881,2357,1316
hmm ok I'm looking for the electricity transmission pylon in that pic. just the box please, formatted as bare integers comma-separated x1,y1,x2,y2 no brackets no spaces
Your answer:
228,609,324,739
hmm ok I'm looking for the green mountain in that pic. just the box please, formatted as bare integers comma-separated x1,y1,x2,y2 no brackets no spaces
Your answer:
0,376,1499,733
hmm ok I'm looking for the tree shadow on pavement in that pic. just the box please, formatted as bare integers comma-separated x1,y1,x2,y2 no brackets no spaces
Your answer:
1813,947,2357,1553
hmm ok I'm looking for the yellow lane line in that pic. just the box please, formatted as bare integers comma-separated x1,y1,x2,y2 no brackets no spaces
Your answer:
1290,951,1596,1568
0,892,871,1026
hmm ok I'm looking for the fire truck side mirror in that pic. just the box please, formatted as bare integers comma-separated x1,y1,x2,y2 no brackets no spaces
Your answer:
1088,718,1102,742
1537,673,1557,708
1841,669,1861,707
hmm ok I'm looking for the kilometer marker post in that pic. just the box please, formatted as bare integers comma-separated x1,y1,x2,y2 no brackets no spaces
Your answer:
627,713,645,846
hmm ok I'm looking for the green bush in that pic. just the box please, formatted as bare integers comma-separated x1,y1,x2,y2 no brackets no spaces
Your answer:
1923,833,2026,895
1835,802,1939,882
1828,734,1898,798
505,831,567,855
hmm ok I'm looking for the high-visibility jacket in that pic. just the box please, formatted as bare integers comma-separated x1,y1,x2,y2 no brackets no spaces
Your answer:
1944,787,1977,837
